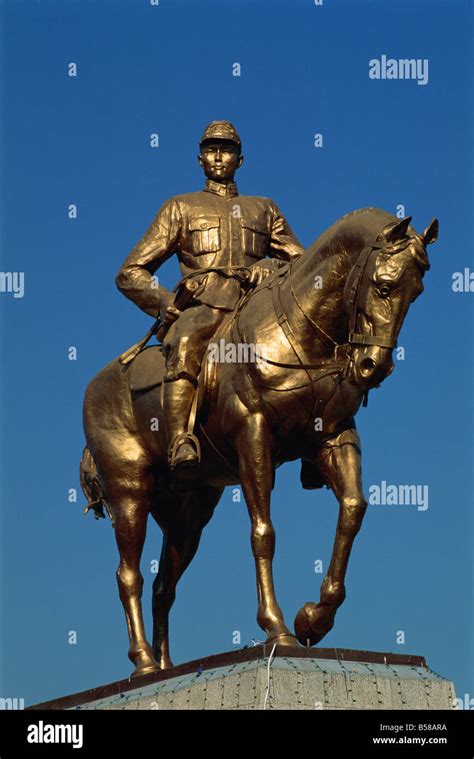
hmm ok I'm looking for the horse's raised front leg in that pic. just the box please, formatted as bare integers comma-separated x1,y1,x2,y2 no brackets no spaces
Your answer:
295,425,367,645
237,413,298,646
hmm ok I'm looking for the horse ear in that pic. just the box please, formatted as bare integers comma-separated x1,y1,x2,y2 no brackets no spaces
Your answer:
383,216,413,243
421,218,439,245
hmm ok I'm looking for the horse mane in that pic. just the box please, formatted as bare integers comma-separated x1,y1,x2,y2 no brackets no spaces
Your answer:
299,207,430,272
302,207,396,266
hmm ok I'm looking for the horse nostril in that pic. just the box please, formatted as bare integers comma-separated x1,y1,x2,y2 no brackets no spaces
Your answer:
360,357,376,376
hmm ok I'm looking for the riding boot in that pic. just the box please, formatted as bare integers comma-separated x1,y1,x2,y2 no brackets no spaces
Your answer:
163,377,200,471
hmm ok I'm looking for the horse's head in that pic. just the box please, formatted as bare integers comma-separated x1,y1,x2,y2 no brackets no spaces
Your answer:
345,215,438,389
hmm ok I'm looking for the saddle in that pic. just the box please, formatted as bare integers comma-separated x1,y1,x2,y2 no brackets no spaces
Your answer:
126,342,216,419
122,258,328,486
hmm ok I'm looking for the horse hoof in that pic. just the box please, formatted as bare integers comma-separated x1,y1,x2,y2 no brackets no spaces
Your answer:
130,663,160,679
265,632,300,647
294,602,334,646
159,657,174,670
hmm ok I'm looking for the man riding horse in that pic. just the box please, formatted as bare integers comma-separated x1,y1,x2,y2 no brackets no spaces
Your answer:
115,120,304,472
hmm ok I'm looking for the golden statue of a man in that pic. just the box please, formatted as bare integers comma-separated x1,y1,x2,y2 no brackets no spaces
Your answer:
116,121,304,471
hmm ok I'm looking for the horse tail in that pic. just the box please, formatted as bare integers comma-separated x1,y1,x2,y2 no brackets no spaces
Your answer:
79,446,114,526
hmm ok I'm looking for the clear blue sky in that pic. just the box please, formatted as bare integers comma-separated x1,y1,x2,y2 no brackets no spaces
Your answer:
0,0,472,706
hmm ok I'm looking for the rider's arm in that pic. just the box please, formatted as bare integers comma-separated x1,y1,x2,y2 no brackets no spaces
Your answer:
115,199,182,318
268,201,305,262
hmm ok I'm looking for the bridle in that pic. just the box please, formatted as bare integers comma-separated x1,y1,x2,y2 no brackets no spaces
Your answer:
238,233,412,376
343,241,399,351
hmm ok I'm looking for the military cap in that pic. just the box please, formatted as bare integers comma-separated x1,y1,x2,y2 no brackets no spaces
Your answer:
199,121,241,150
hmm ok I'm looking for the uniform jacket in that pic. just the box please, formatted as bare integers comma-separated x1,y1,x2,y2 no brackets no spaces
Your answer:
116,178,304,314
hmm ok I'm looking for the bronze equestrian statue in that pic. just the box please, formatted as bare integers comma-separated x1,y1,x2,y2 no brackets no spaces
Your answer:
80,123,438,678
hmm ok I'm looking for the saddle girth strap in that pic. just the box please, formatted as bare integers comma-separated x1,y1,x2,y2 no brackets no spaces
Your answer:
272,283,314,370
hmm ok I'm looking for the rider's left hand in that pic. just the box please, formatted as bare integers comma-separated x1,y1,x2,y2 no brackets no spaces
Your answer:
247,266,271,287
163,305,181,323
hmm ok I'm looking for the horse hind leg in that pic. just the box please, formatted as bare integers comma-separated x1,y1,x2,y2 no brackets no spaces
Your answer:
150,483,223,668
101,453,159,677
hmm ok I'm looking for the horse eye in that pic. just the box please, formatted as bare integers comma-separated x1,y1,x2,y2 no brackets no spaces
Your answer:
378,284,391,298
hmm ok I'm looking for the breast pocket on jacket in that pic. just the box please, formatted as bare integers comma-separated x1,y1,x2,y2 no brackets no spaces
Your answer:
240,217,269,259
189,216,221,255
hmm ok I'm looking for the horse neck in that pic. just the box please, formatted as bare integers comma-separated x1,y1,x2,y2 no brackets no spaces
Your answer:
280,246,352,356
281,215,386,356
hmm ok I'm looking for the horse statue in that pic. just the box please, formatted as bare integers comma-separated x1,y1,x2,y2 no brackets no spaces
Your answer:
80,207,438,677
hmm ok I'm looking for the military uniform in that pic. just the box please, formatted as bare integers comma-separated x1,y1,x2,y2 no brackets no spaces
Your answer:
116,178,304,381
116,120,303,471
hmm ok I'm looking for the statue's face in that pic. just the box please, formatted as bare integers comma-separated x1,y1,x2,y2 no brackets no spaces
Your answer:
198,140,243,182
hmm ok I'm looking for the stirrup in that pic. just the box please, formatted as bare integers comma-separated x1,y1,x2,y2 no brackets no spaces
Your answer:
168,432,201,470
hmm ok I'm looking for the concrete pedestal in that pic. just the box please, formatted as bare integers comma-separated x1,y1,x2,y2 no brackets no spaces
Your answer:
28,646,456,711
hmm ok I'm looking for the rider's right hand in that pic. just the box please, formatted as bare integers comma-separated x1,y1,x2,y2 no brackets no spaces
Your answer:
158,291,174,322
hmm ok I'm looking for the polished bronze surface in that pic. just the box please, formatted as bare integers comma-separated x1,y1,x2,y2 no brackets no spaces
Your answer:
115,120,303,471
81,121,438,677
